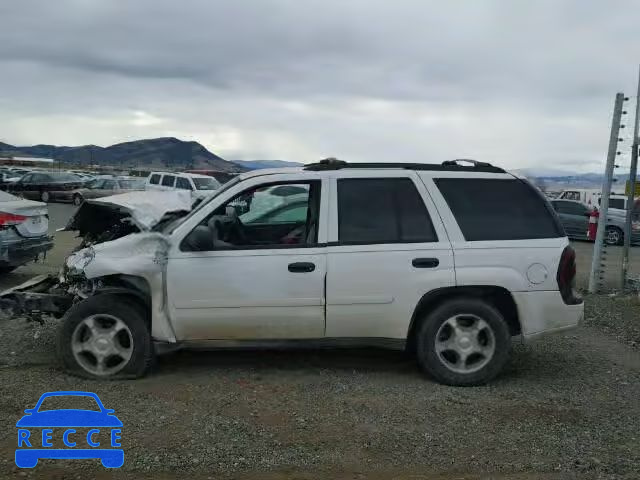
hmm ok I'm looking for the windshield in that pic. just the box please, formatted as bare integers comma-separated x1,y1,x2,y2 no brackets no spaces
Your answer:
192,176,221,190
157,176,241,234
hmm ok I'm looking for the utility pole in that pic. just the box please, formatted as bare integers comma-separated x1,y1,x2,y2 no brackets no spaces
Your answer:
621,66,640,289
589,92,627,293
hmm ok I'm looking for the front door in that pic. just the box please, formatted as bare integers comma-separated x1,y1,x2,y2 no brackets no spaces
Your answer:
166,177,327,340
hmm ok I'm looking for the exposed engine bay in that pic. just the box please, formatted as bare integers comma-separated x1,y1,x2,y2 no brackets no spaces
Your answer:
0,190,193,323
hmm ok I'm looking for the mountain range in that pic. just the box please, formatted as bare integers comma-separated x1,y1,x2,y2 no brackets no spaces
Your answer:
0,138,243,172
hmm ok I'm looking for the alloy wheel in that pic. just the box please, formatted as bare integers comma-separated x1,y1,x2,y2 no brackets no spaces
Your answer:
71,314,133,376
434,314,496,374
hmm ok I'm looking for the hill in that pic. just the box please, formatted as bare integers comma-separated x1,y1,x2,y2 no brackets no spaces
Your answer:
0,137,243,172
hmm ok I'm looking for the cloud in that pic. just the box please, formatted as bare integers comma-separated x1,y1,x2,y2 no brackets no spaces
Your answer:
1,0,640,171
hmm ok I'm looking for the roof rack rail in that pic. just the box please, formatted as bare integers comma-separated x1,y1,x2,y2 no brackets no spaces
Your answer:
304,158,505,173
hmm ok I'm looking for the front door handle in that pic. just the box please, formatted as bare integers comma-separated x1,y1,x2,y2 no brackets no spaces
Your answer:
288,262,315,273
412,258,439,268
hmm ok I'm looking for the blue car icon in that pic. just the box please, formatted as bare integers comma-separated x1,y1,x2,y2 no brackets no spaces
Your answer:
16,391,123,468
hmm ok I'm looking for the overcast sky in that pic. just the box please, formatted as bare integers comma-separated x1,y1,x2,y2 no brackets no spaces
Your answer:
1,0,640,172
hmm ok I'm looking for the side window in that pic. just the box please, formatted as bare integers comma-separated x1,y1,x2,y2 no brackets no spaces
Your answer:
337,178,437,244
181,181,319,251
20,174,33,183
609,198,625,210
149,174,161,185
102,180,116,189
175,177,192,190
161,175,176,187
32,173,49,182
435,178,563,241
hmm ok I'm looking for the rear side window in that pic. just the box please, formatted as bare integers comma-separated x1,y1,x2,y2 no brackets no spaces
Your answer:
337,178,437,244
149,174,161,185
161,175,176,187
175,177,192,190
435,178,562,241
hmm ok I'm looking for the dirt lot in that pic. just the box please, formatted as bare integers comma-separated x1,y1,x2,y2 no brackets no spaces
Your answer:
0,205,638,479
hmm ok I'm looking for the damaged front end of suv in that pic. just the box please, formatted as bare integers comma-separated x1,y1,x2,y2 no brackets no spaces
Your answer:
0,190,192,341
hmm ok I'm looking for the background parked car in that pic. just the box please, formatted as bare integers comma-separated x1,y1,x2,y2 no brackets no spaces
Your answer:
550,199,640,245
6,171,87,202
0,190,52,273
146,172,221,200
64,177,146,206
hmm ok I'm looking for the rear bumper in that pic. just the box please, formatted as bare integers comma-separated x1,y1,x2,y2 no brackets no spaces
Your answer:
512,290,584,342
0,236,53,267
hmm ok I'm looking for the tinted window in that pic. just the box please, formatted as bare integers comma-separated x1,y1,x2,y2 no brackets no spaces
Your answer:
337,178,437,244
608,198,626,210
176,177,192,190
554,201,588,215
31,173,51,182
161,175,176,187
435,178,562,241
48,172,79,182
149,174,161,185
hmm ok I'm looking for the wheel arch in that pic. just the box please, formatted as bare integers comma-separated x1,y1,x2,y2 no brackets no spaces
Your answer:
92,274,152,325
406,286,521,353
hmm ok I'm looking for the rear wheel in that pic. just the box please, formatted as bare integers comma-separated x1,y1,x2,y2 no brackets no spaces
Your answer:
40,190,49,202
415,298,511,386
605,226,623,246
57,294,154,379
72,194,83,206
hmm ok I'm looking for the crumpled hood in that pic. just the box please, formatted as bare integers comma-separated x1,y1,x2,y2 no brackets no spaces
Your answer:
64,190,193,233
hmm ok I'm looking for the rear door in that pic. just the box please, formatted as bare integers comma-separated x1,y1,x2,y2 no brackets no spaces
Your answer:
325,171,455,340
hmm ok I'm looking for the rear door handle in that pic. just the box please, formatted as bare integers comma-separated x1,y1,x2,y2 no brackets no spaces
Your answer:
412,258,439,268
288,262,315,273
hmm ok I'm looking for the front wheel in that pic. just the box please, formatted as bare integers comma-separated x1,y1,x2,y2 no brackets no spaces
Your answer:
57,294,154,379
415,299,511,386
72,194,83,206
40,190,50,202
605,226,623,246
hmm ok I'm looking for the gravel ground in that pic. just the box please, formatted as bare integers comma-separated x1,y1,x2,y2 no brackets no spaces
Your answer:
0,295,639,480
583,294,640,349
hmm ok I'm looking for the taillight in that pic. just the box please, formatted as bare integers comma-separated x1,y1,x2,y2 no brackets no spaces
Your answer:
0,212,27,226
557,245,581,304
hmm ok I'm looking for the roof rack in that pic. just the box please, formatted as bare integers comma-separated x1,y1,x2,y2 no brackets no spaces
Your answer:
304,157,505,173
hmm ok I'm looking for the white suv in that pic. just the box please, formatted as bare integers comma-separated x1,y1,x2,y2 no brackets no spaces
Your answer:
48,159,583,385
146,171,221,200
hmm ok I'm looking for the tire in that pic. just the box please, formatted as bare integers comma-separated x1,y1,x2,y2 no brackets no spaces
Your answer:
57,294,154,379
40,190,49,202
415,298,511,386
72,194,83,206
605,226,623,246
0,266,17,274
